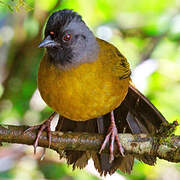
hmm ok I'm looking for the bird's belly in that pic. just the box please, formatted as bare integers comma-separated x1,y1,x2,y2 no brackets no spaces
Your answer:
38,71,129,121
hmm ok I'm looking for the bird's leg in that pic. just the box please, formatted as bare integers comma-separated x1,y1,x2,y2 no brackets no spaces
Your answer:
99,111,124,163
24,112,57,154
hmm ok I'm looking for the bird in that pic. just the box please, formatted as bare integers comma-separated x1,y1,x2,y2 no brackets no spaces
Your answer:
26,9,168,175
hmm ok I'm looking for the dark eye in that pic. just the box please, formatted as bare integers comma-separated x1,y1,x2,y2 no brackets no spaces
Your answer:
49,31,55,38
63,33,71,41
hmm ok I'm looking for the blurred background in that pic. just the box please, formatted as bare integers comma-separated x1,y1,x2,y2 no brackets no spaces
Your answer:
0,0,180,179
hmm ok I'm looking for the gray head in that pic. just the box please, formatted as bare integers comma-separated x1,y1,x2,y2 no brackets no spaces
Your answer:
39,9,99,70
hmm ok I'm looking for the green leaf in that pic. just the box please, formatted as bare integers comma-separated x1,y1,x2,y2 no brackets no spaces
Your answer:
7,4,13,12
0,1,5,4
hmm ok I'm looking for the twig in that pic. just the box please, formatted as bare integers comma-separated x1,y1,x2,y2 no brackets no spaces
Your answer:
0,125,179,163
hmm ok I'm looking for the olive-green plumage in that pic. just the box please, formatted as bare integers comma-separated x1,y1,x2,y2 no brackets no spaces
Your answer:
38,38,131,121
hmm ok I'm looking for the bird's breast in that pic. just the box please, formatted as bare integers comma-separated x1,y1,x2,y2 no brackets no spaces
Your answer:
38,54,129,121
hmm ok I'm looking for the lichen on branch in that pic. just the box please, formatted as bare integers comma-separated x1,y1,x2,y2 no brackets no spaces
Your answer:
0,125,179,163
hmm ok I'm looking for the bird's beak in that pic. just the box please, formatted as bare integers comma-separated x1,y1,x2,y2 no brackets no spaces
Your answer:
38,35,59,48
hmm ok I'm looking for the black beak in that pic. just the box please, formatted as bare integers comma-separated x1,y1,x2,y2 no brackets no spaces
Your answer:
38,35,59,48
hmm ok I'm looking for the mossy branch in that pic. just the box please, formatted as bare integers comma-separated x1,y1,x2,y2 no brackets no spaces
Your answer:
0,125,179,163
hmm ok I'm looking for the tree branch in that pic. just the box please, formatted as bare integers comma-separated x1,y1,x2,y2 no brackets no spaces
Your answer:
0,125,179,163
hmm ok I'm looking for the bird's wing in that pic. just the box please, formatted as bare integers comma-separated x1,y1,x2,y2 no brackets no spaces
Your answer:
96,38,131,80
113,47,131,79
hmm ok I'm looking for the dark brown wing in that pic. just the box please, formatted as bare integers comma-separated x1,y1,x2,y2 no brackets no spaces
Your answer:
56,85,168,175
125,84,168,134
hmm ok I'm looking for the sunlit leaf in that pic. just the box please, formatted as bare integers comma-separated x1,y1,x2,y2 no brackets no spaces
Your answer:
7,4,13,12
36,0,58,11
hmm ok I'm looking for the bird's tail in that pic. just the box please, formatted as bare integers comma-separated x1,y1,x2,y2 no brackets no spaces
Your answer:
56,84,168,175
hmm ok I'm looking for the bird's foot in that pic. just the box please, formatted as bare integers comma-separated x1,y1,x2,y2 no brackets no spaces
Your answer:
99,111,124,163
24,112,57,154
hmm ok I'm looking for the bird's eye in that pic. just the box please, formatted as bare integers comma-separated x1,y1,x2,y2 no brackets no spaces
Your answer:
49,31,55,38
63,33,71,41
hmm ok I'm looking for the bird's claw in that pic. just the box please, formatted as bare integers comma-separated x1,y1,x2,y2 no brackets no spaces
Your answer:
24,112,56,155
99,113,124,163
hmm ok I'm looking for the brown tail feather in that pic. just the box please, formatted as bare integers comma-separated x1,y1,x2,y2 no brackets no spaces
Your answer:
125,85,168,133
56,85,168,175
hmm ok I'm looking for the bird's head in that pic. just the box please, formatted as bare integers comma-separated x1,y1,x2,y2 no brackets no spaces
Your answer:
39,9,99,70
